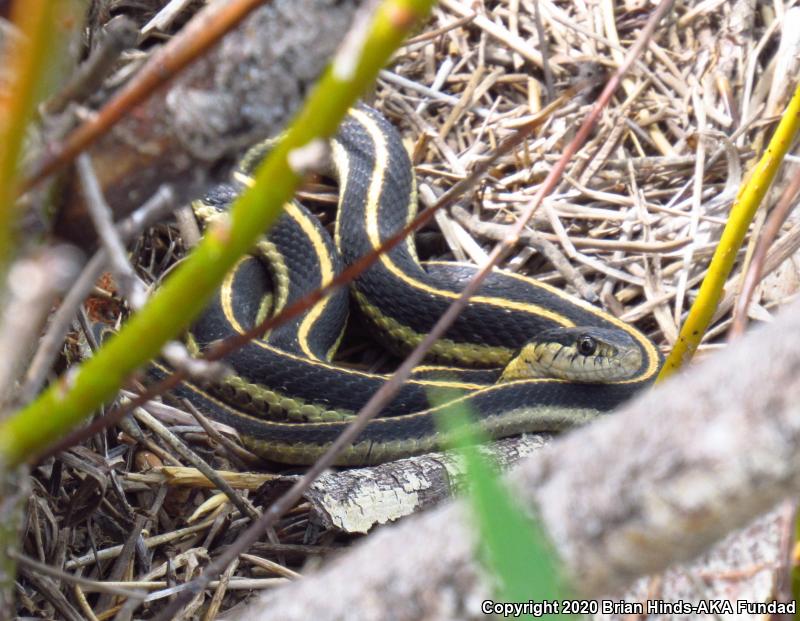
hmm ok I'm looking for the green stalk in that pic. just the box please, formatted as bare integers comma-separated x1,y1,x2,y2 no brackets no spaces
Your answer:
658,81,800,379
0,2,61,275
0,0,436,468
0,1,84,608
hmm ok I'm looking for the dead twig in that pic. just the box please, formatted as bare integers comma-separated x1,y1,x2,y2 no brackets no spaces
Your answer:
43,16,139,115
729,165,800,339
132,407,260,521
24,0,273,191
20,186,176,403
36,87,572,465
77,153,148,310
148,3,674,616
0,247,83,410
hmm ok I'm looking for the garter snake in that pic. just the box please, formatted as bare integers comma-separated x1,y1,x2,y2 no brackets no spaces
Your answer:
145,105,662,466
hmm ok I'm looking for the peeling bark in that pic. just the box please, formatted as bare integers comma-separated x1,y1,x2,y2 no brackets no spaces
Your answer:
303,436,548,534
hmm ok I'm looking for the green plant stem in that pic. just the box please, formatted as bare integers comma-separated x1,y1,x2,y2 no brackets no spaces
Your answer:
658,81,800,380
0,2,60,275
0,0,436,469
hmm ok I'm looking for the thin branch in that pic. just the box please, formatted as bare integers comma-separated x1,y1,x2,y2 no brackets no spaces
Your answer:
141,0,196,38
0,247,83,410
181,399,263,468
23,0,272,192
77,153,148,309
234,294,800,620
0,0,437,469
43,15,139,115
439,0,548,69
659,81,800,379
452,204,597,301
20,186,176,403
132,406,260,521
729,165,800,339
147,4,673,617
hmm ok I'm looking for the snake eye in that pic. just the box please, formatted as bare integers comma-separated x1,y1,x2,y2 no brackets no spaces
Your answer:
577,335,597,356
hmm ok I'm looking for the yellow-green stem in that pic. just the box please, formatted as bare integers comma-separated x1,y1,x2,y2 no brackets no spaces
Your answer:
0,0,436,468
0,2,60,274
658,82,800,380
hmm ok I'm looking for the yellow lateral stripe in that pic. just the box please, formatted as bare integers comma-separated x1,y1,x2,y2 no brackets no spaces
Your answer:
219,257,485,389
284,201,336,360
332,139,349,252
152,359,354,422
354,289,513,366
350,107,574,326
349,108,661,381
253,238,289,317
230,172,292,315
184,365,572,431
423,261,662,381
230,175,333,359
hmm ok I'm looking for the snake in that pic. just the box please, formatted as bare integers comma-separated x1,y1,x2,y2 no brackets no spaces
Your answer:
146,104,662,466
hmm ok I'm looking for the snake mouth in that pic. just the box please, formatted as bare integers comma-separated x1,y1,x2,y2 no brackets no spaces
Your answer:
499,326,644,383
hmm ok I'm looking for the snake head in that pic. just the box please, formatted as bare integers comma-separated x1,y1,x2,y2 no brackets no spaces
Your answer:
499,326,644,383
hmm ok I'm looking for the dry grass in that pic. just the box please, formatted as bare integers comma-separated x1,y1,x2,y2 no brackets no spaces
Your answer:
378,0,799,356
15,0,800,618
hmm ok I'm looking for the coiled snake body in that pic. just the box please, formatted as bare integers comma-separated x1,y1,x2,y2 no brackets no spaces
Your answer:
155,105,662,465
